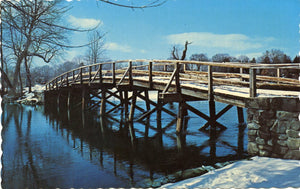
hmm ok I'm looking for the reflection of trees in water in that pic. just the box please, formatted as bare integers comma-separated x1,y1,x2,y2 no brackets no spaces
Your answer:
2,104,66,188
3,105,42,188
1,103,248,188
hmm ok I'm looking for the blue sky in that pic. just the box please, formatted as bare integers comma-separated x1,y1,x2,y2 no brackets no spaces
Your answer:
62,0,300,62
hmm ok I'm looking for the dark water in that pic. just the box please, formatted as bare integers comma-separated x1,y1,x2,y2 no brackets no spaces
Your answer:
1,98,248,188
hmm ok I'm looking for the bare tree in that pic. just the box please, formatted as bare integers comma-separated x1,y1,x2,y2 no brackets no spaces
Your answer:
1,0,99,94
97,0,167,9
86,30,106,65
237,55,250,63
1,0,166,95
170,41,192,60
169,41,192,71
190,53,209,71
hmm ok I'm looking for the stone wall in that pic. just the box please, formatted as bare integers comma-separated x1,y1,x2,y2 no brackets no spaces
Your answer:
246,98,300,160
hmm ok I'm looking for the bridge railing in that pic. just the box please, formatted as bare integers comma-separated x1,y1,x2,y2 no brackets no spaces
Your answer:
45,59,300,98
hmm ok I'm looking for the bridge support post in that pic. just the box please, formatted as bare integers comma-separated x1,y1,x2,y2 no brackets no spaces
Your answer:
157,92,162,130
237,107,245,125
100,89,106,116
129,90,137,122
209,100,216,138
176,101,187,133
144,90,151,111
124,90,129,118
67,90,71,110
81,87,86,111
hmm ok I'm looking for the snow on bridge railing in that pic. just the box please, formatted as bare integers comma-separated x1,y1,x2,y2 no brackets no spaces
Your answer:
45,59,300,98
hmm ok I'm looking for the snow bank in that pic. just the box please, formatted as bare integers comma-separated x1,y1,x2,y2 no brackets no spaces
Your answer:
16,84,45,105
161,156,300,188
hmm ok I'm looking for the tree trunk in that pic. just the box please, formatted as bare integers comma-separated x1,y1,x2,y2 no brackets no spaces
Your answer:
18,67,23,96
24,57,32,93
0,67,16,94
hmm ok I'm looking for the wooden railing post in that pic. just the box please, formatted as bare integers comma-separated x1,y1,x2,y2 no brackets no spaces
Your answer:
175,62,181,93
89,66,92,82
99,64,102,84
149,61,153,89
112,62,116,85
240,68,243,81
66,72,69,87
250,68,257,97
129,61,133,86
208,65,213,101
164,64,167,72
80,68,83,84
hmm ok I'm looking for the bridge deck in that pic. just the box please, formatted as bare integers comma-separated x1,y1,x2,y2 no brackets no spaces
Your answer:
45,59,300,109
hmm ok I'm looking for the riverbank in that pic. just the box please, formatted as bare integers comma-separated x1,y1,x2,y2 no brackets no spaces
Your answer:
2,84,45,105
160,156,300,188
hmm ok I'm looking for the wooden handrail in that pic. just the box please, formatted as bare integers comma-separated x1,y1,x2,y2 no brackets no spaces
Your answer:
45,59,300,99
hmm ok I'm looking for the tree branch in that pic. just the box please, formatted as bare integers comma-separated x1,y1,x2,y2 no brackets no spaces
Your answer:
98,0,167,9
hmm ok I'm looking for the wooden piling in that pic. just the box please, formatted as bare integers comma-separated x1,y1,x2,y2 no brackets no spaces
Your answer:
144,90,151,111
250,68,257,97
209,100,216,137
124,90,129,118
176,101,184,133
237,107,244,124
157,92,162,130
67,90,71,110
100,89,106,116
129,90,137,122
81,87,86,111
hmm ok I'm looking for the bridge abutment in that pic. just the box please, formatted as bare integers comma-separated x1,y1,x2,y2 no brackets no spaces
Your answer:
246,98,300,160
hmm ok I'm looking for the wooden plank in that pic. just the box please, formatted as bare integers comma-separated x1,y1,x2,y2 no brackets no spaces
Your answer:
137,92,177,117
208,65,213,101
129,90,137,122
149,61,153,89
144,90,151,111
249,68,257,97
100,89,106,115
201,104,233,130
159,93,182,102
112,62,116,85
209,100,216,138
136,107,157,122
185,103,226,130
175,62,181,93
118,67,130,85
162,67,177,93
129,61,133,86
176,101,184,133
106,103,122,114
237,107,244,124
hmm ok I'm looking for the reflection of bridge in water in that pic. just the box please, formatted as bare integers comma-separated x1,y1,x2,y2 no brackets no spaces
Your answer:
44,59,300,166
44,101,248,186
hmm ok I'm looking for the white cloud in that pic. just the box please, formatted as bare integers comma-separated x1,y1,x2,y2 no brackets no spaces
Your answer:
105,42,132,53
166,32,274,51
140,49,147,54
68,15,102,29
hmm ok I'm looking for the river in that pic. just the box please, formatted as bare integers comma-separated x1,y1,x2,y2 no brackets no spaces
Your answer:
1,97,248,188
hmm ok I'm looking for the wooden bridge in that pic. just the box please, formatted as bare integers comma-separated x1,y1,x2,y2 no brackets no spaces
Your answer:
44,59,300,137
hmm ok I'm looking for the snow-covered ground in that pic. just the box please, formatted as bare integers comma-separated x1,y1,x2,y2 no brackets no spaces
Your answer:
16,84,45,104
161,156,300,188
